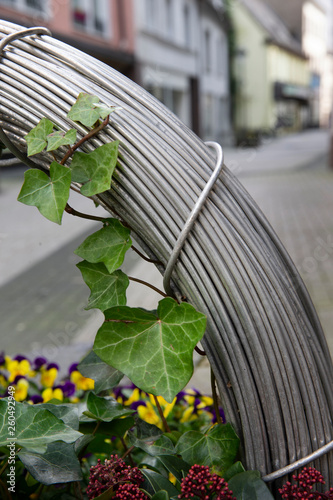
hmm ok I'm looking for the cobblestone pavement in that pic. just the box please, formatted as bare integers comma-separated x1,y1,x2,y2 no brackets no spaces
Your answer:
239,157,333,358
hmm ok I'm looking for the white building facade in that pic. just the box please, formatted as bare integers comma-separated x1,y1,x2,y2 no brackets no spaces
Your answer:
133,0,233,145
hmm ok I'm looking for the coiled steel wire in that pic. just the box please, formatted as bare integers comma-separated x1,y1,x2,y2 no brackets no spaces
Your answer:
0,21,332,485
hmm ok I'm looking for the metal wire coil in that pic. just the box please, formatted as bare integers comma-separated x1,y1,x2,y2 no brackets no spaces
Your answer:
0,21,332,485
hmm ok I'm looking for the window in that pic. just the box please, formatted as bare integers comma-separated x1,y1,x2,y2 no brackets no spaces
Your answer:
184,4,191,48
71,0,109,37
146,0,156,30
166,0,173,37
0,0,47,15
204,29,211,73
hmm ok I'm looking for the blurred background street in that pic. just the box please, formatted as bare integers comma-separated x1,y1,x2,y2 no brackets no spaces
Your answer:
1,0,333,392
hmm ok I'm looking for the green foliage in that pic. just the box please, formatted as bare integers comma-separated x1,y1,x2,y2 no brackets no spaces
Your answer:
76,261,129,311
0,399,82,454
74,219,132,274
25,117,53,156
175,423,240,474
228,470,274,499
67,92,115,127
77,350,124,393
94,298,207,402
18,442,83,485
17,162,71,224
83,392,134,422
70,141,119,196
46,128,77,152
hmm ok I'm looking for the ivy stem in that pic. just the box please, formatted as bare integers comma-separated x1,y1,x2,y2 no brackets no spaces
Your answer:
92,421,101,436
131,246,162,265
211,368,222,425
0,458,9,478
128,276,168,298
60,115,110,166
120,438,135,467
0,478,12,500
195,345,206,356
153,395,171,433
65,203,108,223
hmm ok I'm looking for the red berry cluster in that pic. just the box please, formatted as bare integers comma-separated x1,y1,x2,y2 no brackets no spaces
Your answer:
179,464,235,500
279,467,333,499
86,454,147,499
114,483,149,499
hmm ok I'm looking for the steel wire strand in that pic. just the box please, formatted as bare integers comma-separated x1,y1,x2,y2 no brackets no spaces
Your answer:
0,23,332,480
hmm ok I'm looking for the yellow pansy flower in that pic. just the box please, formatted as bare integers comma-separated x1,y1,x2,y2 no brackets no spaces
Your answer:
5,357,34,382
137,402,161,427
70,370,94,391
149,394,177,418
42,387,63,403
14,378,29,402
40,367,58,388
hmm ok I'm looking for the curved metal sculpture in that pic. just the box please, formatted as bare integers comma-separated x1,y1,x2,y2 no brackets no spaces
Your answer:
0,20,332,485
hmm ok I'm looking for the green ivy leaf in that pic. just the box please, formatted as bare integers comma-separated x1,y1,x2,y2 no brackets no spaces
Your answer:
83,392,134,422
0,400,82,454
141,469,179,498
24,117,54,156
156,455,191,483
175,423,239,474
18,442,82,485
67,93,115,127
228,471,274,499
129,431,175,457
77,350,124,394
223,461,246,482
77,261,129,311
93,298,207,402
70,141,119,196
151,492,170,500
17,162,71,224
46,128,77,152
36,403,80,430
74,219,132,273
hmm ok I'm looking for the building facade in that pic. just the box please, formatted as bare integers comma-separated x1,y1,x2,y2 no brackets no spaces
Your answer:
133,0,233,145
0,0,233,145
231,0,311,144
0,0,135,77
264,0,333,127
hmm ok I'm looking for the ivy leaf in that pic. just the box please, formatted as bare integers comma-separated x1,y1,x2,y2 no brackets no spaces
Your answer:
93,298,207,402
77,350,124,394
175,423,239,474
83,392,134,422
17,162,71,224
228,471,275,499
77,261,129,311
0,400,82,454
36,403,79,430
18,442,82,485
74,219,132,273
70,141,119,196
141,469,179,498
67,92,115,127
156,455,191,483
129,431,175,457
25,117,54,156
151,492,170,500
46,128,77,152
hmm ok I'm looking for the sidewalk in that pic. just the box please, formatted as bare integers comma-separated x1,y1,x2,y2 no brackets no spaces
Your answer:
223,128,330,177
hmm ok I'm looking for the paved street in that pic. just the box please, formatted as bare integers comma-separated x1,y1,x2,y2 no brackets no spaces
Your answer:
0,128,332,388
